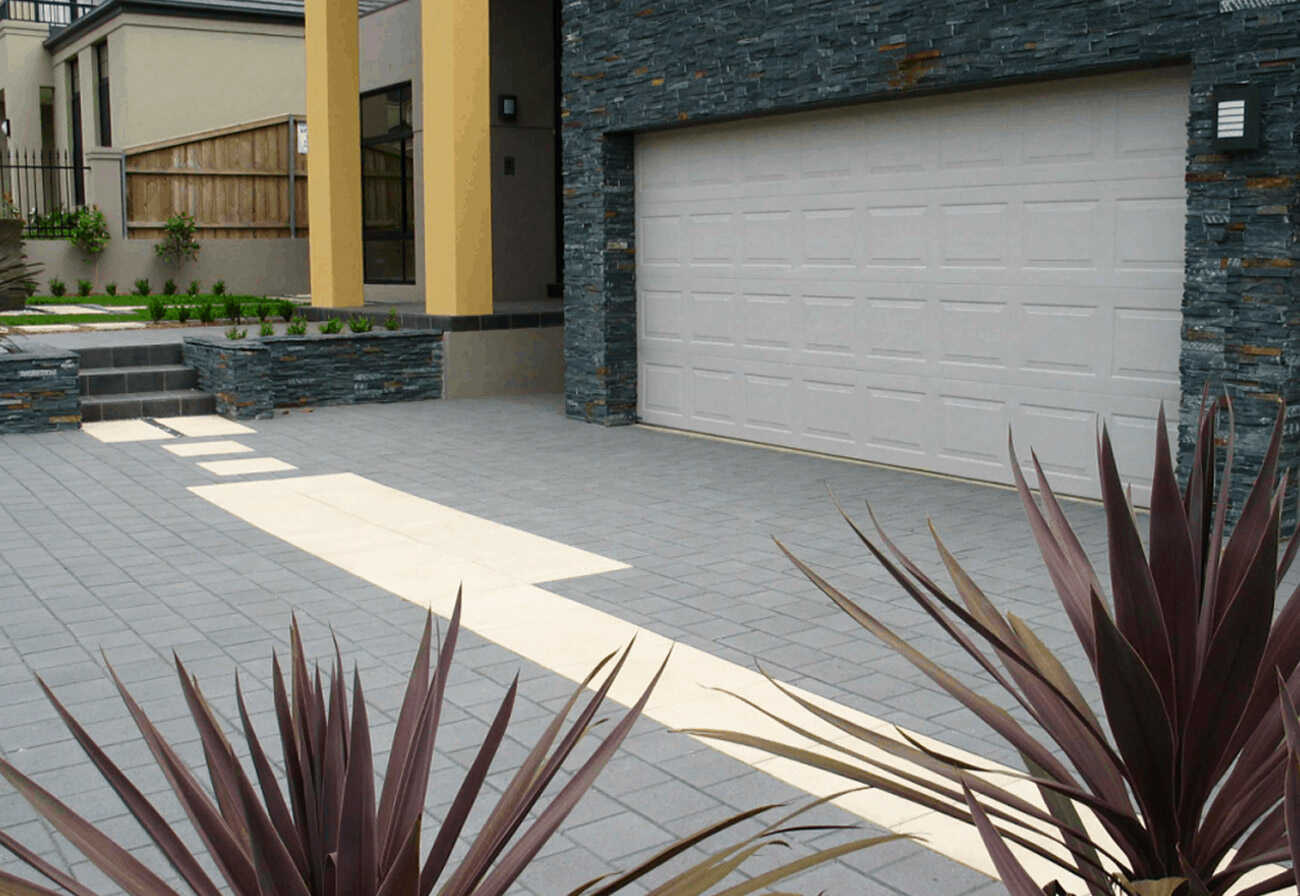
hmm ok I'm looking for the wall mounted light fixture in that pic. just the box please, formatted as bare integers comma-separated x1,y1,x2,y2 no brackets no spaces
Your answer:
499,94,518,122
1212,84,1260,152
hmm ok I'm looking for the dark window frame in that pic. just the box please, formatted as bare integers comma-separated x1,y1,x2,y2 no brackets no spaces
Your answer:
360,81,414,285
67,57,84,205
94,41,110,147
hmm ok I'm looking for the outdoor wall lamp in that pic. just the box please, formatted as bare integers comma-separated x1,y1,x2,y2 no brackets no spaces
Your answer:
1212,84,1260,151
499,94,518,122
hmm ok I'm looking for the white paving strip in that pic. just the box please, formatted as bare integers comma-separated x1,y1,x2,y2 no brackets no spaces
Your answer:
197,457,296,476
191,471,1076,886
163,440,254,457
82,420,174,443
155,415,256,437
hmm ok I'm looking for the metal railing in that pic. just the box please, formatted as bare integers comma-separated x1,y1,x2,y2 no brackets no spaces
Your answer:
0,0,97,25
0,149,88,239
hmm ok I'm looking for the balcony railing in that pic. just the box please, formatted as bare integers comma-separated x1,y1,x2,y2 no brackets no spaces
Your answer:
0,0,98,26
1,149,89,238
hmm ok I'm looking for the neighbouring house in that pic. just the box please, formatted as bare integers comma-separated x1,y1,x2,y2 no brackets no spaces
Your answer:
302,0,1299,508
0,0,311,293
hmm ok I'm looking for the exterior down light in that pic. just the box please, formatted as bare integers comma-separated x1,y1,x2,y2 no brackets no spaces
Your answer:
1212,84,1260,152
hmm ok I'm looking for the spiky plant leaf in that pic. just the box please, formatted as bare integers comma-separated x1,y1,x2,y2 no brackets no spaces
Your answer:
699,399,1300,895
0,591,878,896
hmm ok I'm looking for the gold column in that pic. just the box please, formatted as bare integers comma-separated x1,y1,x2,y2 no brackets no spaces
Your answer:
304,0,362,308
421,0,493,315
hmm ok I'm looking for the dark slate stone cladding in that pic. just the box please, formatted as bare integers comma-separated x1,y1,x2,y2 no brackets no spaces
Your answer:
183,331,443,420
0,343,80,432
561,0,1300,516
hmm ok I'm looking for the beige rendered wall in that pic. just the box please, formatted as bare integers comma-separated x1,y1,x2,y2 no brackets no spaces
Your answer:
0,21,53,153
26,236,309,295
50,15,304,149
442,327,564,398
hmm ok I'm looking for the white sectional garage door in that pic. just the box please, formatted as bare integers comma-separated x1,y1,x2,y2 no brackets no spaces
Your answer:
634,68,1189,501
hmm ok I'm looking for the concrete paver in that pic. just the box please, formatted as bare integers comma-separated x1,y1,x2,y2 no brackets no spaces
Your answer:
0,393,1184,895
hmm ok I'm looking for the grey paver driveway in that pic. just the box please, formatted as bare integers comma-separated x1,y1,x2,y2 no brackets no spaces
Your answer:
0,393,1128,895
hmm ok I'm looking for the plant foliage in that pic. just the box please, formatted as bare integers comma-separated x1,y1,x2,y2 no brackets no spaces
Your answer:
348,315,373,333
163,278,178,296
319,317,342,335
223,296,242,324
67,206,110,257
133,278,150,297
197,299,215,324
286,315,308,336
104,282,117,296
155,212,200,265
76,279,92,298
260,321,274,337
146,295,166,322
385,307,400,331
278,298,296,323
695,400,1300,896
47,277,64,297
212,279,227,296
0,597,886,896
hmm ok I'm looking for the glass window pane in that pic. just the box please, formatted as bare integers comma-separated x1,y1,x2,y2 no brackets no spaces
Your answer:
364,240,405,283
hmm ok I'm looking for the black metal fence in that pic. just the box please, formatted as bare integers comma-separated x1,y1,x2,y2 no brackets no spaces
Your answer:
0,150,88,239
0,0,97,25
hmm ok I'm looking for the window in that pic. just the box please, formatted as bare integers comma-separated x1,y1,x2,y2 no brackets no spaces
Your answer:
360,82,414,284
67,58,84,205
94,42,110,146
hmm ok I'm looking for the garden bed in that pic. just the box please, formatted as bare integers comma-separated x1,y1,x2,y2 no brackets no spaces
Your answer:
0,340,80,432
183,329,443,419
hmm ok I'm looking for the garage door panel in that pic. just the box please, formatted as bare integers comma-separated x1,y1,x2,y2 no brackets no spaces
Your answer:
637,68,1188,501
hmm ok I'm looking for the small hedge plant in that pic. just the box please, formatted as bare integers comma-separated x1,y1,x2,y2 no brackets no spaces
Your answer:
47,277,65,297
155,211,200,265
68,206,110,257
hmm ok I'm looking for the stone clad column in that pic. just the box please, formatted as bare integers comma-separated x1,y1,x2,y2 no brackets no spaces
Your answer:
421,0,493,316
304,0,363,308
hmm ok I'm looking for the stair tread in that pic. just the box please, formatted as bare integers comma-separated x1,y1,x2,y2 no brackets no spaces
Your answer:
82,389,212,403
79,364,194,376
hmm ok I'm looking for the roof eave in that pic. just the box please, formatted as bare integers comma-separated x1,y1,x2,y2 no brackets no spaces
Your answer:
43,0,302,50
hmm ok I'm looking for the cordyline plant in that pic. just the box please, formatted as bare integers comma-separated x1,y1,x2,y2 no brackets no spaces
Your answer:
0,592,890,896
691,399,1300,896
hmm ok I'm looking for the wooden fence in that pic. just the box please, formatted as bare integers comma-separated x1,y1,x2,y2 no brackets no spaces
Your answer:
124,114,307,240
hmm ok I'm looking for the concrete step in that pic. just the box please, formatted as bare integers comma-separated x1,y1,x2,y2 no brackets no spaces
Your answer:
74,343,182,369
79,364,197,397
80,390,215,423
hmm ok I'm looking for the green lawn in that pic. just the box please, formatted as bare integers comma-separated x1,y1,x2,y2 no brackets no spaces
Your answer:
4,296,300,327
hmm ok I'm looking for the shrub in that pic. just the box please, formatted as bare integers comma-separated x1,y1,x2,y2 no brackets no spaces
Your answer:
277,297,296,322
701,400,1300,896
196,298,215,324
145,295,166,322
47,277,65,297
67,206,110,257
259,321,274,337
0,600,879,896
348,314,374,333
133,278,150,297
22,279,37,298
162,278,177,296
286,314,307,335
76,279,92,298
319,317,342,334
225,326,246,339
104,282,117,296
187,280,201,297
223,295,242,324
154,211,200,265
385,306,400,330
212,279,226,296
255,300,271,322
176,305,192,324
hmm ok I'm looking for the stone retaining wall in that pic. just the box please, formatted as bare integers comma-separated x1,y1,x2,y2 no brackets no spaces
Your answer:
183,330,443,420
0,343,80,432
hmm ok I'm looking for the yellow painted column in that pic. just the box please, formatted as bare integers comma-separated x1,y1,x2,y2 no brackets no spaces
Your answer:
422,0,493,315
304,0,363,308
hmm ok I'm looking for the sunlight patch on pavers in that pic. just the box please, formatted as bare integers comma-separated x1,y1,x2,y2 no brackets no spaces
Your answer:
163,440,253,457
155,415,256,437
189,470,1079,887
82,420,174,442
196,457,296,476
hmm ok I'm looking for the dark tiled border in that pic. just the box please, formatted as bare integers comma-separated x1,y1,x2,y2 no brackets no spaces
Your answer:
303,306,564,332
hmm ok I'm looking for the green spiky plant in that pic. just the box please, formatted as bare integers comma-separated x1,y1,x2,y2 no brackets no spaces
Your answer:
695,400,1300,896
0,595,888,896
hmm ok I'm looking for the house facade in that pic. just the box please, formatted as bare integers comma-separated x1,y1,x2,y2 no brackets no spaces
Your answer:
314,0,1298,505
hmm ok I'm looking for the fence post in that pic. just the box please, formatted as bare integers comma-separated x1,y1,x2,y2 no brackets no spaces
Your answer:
83,149,125,237
287,115,296,238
